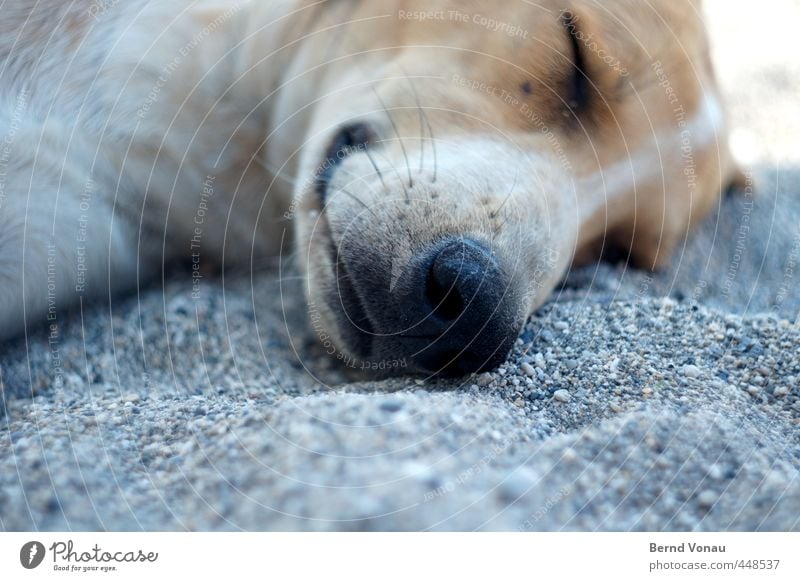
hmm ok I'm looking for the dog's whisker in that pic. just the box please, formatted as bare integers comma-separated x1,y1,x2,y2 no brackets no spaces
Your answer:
491,169,520,237
363,147,389,193
335,187,379,218
252,154,303,189
422,112,438,183
372,87,413,194
373,141,411,199
338,156,386,199
401,72,438,184
423,111,438,184
401,73,426,175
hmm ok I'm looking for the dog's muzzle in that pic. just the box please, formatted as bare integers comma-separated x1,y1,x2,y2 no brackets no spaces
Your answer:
334,237,522,376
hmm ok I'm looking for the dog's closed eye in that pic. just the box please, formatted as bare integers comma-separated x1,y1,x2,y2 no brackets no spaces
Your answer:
561,10,591,114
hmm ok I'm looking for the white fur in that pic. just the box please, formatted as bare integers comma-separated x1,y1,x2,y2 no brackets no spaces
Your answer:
0,1,293,338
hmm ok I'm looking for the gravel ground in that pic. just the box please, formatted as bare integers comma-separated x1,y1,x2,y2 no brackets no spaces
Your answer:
1,2,800,531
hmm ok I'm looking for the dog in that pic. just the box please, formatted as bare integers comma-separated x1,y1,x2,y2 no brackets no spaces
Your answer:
0,0,741,375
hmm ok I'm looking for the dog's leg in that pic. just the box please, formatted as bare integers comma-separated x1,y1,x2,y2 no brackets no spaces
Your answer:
0,114,141,340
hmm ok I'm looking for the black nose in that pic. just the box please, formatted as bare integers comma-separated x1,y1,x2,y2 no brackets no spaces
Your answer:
371,237,521,376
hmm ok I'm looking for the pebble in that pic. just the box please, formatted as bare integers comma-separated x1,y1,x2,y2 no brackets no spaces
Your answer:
682,365,702,378
553,389,571,403
697,490,718,507
707,464,725,480
562,448,578,463
520,362,536,377
554,321,569,331
499,469,536,501
379,399,404,413
476,373,493,387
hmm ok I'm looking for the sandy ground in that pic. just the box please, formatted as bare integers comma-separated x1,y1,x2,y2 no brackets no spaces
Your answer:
1,2,799,531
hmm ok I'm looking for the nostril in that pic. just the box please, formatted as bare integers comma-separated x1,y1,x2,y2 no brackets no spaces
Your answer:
425,238,495,322
425,265,465,321
369,236,519,375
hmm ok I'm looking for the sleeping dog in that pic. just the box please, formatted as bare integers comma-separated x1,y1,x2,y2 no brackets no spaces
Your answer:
0,0,740,374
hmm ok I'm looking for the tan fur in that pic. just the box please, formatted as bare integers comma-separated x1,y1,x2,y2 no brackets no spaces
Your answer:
0,0,738,369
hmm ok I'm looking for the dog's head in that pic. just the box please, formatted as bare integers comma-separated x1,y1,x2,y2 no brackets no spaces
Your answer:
277,0,738,375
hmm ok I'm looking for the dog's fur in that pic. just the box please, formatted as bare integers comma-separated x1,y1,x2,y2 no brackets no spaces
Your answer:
0,0,740,371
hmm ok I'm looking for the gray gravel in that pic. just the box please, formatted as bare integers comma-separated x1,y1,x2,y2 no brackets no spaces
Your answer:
1,2,800,531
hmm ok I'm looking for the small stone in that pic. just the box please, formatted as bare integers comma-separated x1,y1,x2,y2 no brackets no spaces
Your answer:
773,386,789,397
610,403,623,413
554,321,569,331
642,387,653,396
565,359,578,370
707,464,725,480
697,490,718,507
747,385,761,396
122,393,141,403
562,448,578,463
476,373,493,387
534,353,546,369
178,440,195,456
379,399,404,413
499,469,535,501
682,365,702,379
553,389,571,403
520,362,536,377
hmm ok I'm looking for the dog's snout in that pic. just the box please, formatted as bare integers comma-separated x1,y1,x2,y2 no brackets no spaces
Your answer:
330,236,523,377
409,238,519,375
426,238,497,324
